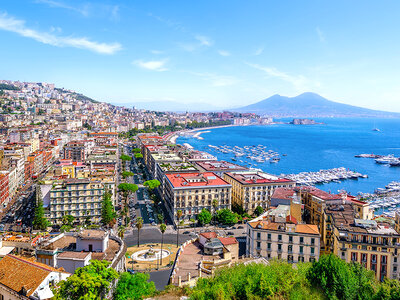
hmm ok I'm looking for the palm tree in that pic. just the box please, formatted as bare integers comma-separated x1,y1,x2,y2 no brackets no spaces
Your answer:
212,199,218,229
159,223,167,268
135,217,143,247
176,210,182,247
118,225,126,240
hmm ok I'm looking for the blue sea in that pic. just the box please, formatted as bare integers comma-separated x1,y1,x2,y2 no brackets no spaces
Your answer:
177,118,400,195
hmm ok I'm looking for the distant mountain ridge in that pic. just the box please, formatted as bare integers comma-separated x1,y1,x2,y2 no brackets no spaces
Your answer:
232,92,400,118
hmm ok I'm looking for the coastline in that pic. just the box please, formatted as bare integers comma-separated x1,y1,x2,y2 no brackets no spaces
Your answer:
166,124,247,144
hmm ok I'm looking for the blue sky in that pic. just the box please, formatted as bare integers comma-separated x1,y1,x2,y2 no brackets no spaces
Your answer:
1,1,400,111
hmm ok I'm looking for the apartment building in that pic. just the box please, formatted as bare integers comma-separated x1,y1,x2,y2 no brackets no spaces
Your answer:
247,205,320,263
195,160,248,177
47,178,105,224
63,141,86,162
223,170,295,214
164,172,232,223
0,172,9,206
325,204,400,281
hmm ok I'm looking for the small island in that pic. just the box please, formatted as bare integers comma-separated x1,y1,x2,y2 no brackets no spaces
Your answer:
290,118,324,125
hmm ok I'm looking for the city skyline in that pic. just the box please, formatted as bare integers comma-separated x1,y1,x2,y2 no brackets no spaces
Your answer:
1,1,400,111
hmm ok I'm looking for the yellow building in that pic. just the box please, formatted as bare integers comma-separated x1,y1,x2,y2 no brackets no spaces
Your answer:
223,171,295,214
325,203,400,281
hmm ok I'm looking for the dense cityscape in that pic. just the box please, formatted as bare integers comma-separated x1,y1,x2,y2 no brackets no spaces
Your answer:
0,79,398,299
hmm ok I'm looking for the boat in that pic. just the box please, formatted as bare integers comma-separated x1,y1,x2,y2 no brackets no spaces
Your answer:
372,128,380,132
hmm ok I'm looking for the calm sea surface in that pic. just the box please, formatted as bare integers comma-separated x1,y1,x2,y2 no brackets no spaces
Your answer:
177,118,400,195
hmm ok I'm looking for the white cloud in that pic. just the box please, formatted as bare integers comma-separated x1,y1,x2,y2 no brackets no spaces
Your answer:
247,62,314,91
133,59,168,71
35,0,89,16
218,50,231,56
254,46,264,56
0,12,122,54
191,72,238,87
195,35,213,46
150,50,163,55
316,26,325,43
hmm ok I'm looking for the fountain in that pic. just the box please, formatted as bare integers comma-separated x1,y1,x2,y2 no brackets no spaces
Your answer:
131,246,170,262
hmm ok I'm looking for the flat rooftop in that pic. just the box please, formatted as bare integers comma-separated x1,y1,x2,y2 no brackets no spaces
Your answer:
195,160,248,172
158,161,198,172
225,171,294,185
166,172,231,188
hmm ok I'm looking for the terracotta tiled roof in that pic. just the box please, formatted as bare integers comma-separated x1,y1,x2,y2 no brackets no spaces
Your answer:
199,232,218,239
218,237,238,245
0,255,65,296
272,188,296,200
295,224,320,235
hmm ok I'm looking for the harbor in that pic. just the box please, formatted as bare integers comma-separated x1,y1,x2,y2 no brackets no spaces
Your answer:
355,153,400,166
207,144,283,166
282,167,368,186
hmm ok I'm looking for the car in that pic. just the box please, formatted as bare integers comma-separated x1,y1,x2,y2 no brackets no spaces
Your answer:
227,231,235,236
127,269,136,275
183,231,190,234
237,226,244,229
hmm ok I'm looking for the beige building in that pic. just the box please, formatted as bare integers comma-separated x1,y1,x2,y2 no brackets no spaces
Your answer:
164,172,231,223
223,171,295,214
247,205,320,263
47,178,105,224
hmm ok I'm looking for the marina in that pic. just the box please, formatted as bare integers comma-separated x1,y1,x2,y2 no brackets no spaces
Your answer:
282,167,368,186
355,153,400,166
207,144,283,166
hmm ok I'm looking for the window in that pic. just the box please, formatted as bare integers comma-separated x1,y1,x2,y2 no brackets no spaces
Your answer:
267,243,271,250
278,234,282,241
289,236,293,243
267,233,271,241
300,237,304,244
351,252,357,262
311,238,315,245
288,245,293,253
311,247,315,255
257,232,261,240
299,246,303,254
278,244,282,252
256,242,261,250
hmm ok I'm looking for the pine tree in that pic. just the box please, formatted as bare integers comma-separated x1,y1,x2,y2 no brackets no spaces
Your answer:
101,191,116,227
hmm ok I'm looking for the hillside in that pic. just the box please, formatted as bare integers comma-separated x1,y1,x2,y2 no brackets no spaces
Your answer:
233,92,400,118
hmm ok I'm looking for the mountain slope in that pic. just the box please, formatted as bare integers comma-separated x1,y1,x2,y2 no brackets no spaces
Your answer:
233,92,400,117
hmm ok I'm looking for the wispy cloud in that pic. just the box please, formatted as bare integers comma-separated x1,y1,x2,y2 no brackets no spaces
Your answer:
150,50,163,55
190,72,238,87
35,0,89,16
247,62,314,90
218,50,231,57
195,35,212,46
133,59,168,71
316,26,325,43
254,46,264,56
0,12,122,54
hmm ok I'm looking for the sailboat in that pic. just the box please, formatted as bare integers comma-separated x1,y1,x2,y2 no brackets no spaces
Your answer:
372,121,380,132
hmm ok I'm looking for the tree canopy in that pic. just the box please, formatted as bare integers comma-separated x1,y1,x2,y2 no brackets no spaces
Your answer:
114,272,155,300
120,154,132,161
32,198,49,230
143,179,161,190
254,205,264,216
54,260,119,300
132,148,141,153
197,208,212,225
122,171,134,179
101,191,116,227
134,153,143,159
118,183,139,194
216,208,238,225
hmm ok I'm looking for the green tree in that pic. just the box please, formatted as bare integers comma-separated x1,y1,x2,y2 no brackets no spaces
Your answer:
118,183,138,226
374,279,400,300
307,254,376,300
254,205,264,216
120,154,132,161
62,214,75,226
143,179,161,190
114,272,155,300
132,148,141,153
197,208,212,226
32,198,50,230
134,153,143,159
216,209,238,225
121,171,134,180
118,226,126,240
159,223,167,267
135,217,143,247
101,191,116,227
176,210,182,247
54,260,119,300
